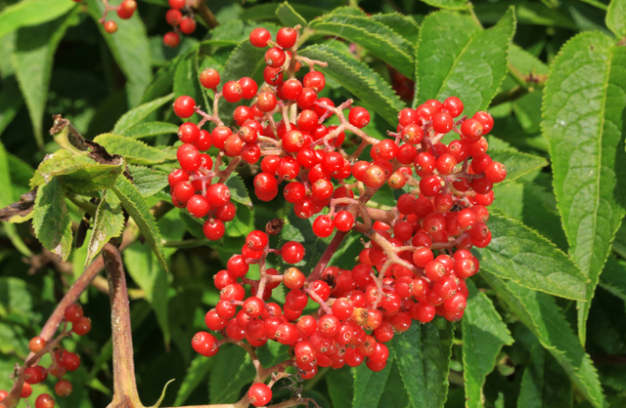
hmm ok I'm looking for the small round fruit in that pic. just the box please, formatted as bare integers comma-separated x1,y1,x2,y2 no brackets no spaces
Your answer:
199,68,220,89
104,21,118,34
173,96,195,118
35,393,55,408
349,107,370,128
250,28,271,48
163,31,180,47
276,27,297,49
248,383,272,407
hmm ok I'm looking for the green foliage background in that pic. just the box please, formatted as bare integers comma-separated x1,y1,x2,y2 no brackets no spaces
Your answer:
1,0,626,407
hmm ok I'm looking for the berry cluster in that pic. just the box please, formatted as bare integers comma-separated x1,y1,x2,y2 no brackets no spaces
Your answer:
163,0,197,47
166,24,505,404
71,0,138,34
0,304,91,408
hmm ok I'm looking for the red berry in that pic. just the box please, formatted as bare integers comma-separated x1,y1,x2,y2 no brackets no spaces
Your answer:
303,71,325,92
276,27,297,48
473,111,494,134
349,107,370,128
282,79,303,100
248,383,272,407
246,230,268,251
313,215,334,238
281,241,305,264
222,81,243,103
64,304,83,323
73,317,91,335
104,21,118,34
165,9,182,25
238,77,258,99
169,0,186,9
484,161,507,183
460,118,483,143
333,211,354,232
173,96,195,118
35,393,55,408
178,122,199,144
192,331,218,357
250,28,271,48
432,112,453,134
199,68,220,89
256,91,277,112
29,336,46,353
163,31,180,47
419,174,443,197
265,47,286,68
179,17,196,34
117,0,137,19
55,380,73,397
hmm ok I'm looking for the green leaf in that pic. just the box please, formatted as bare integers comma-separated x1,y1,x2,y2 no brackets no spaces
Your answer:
475,211,588,300
326,367,354,408
225,202,254,237
225,173,252,207
112,176,168,271
281,208,332,270
420,0,470,10
124,241,170,346
606,0,626,39
173,50,202,123
93,134,174,165
390,318,454,408
481,271,607,408
240,3,324,22
370,13,420,45
463,280,514,408
488,148,548,184
541,32,626,344
0,0,77,38
112,93,175,134
12,9,77,147
298,45,405,126
310,14,414,78
121,122,179,139
414,8,516,115
474,1,576,29
127,165,168,197
86,191,124,266
209,344,255,403
0,142,13,209
173,355,215,406
352,353,394,408
87,0,152,107
599,256,626,302
0,76,23,136
275,2,308,27
32,178,72,260
517,343,573,408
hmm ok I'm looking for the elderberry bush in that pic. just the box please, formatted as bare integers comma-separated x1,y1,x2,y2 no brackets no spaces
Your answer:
1,1,626,408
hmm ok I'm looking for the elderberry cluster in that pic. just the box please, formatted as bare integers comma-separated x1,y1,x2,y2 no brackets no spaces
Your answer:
166,24,506,404
163,0,197,47
0,304,91,408
71,0,138,34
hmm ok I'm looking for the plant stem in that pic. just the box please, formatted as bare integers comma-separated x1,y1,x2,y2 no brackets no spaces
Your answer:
190,0,219,28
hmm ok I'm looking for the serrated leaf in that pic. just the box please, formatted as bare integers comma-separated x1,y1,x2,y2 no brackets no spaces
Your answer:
86,191,124,266
474,1,576,29
488,148,548,184
606,0,626,39
225,173,252,206
12,9,77,147
87,0,152,107
112,93,175,134
127,165,168,197
541,32,626,344
327,367,354,408
121,122,179,139
32,178,72,260
299,45,405,126
240,3,324,22
174,50,203,123
517,343,573,408
474,211,588,300
0,76,23,136
93,134,174,165
463,280,514,408
481,271,607,408
209,344,254,403
352,353,394,408
599,256,626,302
173,354,215,406
124,241,170,346
390,318,454,408
275,2,307,27
370,13,420,45
0,0,77,38
112,176,168,271
225,203,254,237
415,8,515,115
310,14,414,78
508,44,549,75
420,0,470,10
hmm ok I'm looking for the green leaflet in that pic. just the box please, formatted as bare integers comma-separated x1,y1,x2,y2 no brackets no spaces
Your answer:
32,178,72,260
173,355,215,406
93,134,174,165
599,256,626,302
463,280,514,408
414,8,515,116
112,176,167,271
327,368,354,408
0,76,23,136
481,271,608,408
0,0,77,38
420,0,470,10
225,173,252,207
541,32,626,344
208,344,255,403
121,122,179,139
87,0,152,107
281,207,332,271
12,9,77,148
606,0,626,39
112,93,175,135
310,14,414,78
0,142,13,209
370,13,420,45
352,353,395,408
298,45,405,126
476,211,588,300
390,318,454,408
488,148,548,184
173,50,203,123
127,165,168,197
275,2,308,27
85,191,124,266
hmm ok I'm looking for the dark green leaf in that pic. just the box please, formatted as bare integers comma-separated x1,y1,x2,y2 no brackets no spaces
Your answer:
0,76,23,136
488,148,548,184
121,122,179,139
474,1,576,29
352,353,394,408
32,178,72,260
281,208,331,271
240,3,324,22
112,176,168,271
310,14,414,78
12,9,77,147
87,0,152,107
225,202,254,237
93,134,174,165
606,0,626,38
391,318,454,408
86,191,124,266
415,8,515,116
541,32,626,344
0,0,77,38
326,367,353,408
481,271,607,408
0,142,13,208
275,2,307,27
225,173,252,207
174,50,202,123
370,13,420,45
508,44,549,75
209,344,254,403
173,355,215,406
463,280,514,408
299,45,405,126
476,211,588,300
127,165,168,197
420,0,470,10
112,93,175,134
599,256,626,302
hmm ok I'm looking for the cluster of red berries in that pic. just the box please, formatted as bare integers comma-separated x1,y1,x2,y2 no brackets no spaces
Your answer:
163,0,197,47
71,0,138,34
0,304,91,408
